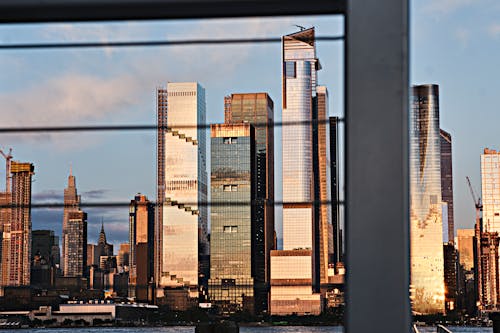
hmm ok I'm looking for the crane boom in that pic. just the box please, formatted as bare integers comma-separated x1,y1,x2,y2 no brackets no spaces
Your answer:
0,148,12,192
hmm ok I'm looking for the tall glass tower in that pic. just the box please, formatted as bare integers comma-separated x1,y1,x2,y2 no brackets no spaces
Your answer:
410,84,445,314
156,82,208,300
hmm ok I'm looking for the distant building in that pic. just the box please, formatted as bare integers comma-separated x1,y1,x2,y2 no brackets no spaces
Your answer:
410,84,445,314
481,148,500,234
117,243,129,269
440,129,454,244
62,169,81,274
31,230,59,288
1,161,34,287
95,223,113,263
330,116,341,265
129,194,154,302
223,92,275,313
478,232,500,309
87,244,97,267
209,123,256,314
63,211,87,277
458,229,475,271
457,229,476,315
443,242,458,312
156,82,209,302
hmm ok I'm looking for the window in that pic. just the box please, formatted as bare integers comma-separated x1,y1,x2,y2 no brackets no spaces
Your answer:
223,226,238,233
223,184,238,191
285,61,296,78
223,137,238,144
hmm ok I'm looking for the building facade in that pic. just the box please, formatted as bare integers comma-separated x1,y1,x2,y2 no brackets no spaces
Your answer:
410,84,445,314
223,92,275,313
479,232,500,309
440,129,454,244
129,194,155,302
271,27,323,315
156,82,209,300
63,211,87,277
0,162,34,287
329,116,341,266
209,123,255,313
62,169,81,274
481,148,500,234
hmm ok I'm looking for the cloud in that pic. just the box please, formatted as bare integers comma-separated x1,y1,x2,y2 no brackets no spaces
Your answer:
423,0,477,15
488,23,500,37
33,190,63,202
82,189,108,199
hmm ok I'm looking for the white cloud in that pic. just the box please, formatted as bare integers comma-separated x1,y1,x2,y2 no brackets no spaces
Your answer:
488,23,500,37
423,0,477,15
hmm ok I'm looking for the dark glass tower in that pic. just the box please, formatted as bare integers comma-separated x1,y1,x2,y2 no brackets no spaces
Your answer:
440,129,454,244
329,116,341,265
224,93,274,314
209,123,256,313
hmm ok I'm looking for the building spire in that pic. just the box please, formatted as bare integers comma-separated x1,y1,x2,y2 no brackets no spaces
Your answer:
98,218,107,245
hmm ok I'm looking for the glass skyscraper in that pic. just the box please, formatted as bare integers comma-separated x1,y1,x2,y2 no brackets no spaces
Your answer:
209,123,255,313
156,82,208,299
224,93,274,313
410,84,445,314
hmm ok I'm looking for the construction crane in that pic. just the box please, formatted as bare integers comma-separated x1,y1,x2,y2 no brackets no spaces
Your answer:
466,176,483,229
0,148,12,192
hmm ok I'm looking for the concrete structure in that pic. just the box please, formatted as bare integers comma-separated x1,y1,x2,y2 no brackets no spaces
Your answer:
209,123,255,313
269,250,322,315
156,82,209,301
409,84,445,314
129,194,154,302
1,161,34,287
62,169,81,274
63,211,87,277
440,129,454,244
223,92,275,313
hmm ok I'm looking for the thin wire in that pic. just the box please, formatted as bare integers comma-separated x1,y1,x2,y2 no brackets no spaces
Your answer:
2,200,345,209
0,36,344,50
0,118,344,134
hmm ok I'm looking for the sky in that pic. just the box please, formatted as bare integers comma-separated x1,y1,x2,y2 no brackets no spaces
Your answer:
0,0,498,250
0,15,344,249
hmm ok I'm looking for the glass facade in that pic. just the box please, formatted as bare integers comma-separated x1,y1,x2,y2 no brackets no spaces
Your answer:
410,84,445,314
225,93,274,313
64,211,87,277
158,82,208,296
440,129,454,244
209,123,255,312
481,148,500,233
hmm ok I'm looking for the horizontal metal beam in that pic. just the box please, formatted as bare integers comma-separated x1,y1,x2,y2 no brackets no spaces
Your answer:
0,0,345,23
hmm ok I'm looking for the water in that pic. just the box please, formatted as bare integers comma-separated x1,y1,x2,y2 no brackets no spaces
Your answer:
0,326,491,332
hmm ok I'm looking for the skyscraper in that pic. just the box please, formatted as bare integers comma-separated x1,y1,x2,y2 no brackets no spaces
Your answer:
270,27,323,315
440,129,454,244
1,161,34,287
156,82,208,300
63,211,87,277
313,85,332,287
209,123,256,313
410,84,445,314
62,169,81,274
129,193,154,302
481,148,500,233
223,92,274,313
457,229,475,271
329,116,341,265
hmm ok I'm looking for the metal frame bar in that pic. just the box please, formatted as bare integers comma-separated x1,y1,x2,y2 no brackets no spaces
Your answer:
345,0,410,332
1,0,410,331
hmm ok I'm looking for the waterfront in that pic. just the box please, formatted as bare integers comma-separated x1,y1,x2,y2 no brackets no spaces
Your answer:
0,326,493,333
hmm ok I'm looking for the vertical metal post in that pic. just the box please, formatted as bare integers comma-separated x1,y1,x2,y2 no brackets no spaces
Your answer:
345,0,410,332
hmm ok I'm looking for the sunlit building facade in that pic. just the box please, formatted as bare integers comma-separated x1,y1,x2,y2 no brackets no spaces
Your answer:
271,27,323,315
156,82,208,299
410,84,445,314
440,129,454,244
63,211,87,277
224,93,275,313
62,169,81,275
129,193,154,302
209,123,255,313
481,148,500,234
457,229,475,271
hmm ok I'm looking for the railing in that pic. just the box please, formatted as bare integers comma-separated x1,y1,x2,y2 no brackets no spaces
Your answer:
436,324,453,333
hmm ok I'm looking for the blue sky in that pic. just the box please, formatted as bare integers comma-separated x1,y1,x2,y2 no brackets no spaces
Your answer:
0,0,498,250
0,16,344,248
